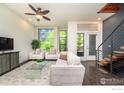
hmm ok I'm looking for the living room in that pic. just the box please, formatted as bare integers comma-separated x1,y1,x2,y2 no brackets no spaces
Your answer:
1,2,124,88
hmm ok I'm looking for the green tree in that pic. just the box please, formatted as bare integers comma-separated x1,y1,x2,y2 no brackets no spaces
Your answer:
31,40,41,53
59,31,67,51
77,34,84,50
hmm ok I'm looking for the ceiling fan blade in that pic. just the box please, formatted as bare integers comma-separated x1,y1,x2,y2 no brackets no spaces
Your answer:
41,10,50,14
43,16,51,21
25,13,36,15
28,4,37,13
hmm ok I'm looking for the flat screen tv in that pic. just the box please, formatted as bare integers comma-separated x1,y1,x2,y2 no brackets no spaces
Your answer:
0,37,14,51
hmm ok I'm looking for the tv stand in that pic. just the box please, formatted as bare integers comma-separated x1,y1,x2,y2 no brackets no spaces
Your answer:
0,51,19,76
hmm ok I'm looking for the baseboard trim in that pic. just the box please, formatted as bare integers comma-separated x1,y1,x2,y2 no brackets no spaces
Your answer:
0,65,20,76
19,60,30,66
45,59,57,61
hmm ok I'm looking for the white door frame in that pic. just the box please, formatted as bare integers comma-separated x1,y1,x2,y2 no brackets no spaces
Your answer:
77,31,99,61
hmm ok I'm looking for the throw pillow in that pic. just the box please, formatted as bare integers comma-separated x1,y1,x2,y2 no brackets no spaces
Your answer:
35,49,41,54
67,51,81,65
59,52,67,61
49,48,56,54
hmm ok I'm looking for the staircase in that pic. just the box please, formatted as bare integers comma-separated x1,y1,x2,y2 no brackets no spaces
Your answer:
99,46,124,71
96,20,124,75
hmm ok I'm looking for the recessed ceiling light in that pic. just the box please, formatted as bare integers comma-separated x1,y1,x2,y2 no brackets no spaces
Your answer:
97,17,101,20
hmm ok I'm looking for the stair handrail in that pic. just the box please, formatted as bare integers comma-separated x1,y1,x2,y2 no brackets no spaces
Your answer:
98,20,124,50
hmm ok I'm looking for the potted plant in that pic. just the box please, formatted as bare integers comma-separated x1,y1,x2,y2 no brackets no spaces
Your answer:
31,40,40,53
36,59,42,63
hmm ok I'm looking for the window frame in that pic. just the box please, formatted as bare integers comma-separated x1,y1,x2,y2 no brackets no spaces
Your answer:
38,28,54,52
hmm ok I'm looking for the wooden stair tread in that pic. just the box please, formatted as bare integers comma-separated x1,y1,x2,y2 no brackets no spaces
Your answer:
120,46,124,50
98,62,108,66
108,54,124,59
99,59,110,66
104,57,118,61
104,58,111,62
99,54,124,67
99,56,118,66
98,62,104,66
114,51,124,54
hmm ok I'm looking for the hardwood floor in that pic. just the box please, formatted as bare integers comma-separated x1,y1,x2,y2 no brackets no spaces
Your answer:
81,61,124,85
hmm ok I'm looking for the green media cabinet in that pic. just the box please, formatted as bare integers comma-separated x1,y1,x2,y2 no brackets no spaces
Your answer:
0,51,20,76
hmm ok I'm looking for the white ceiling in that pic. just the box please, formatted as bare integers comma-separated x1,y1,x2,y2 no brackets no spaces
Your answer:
5,3,114,28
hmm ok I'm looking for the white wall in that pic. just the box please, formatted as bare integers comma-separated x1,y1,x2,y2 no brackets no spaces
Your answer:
0,4,35,63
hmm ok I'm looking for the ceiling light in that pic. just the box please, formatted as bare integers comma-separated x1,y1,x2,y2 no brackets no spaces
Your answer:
97,17,101,20
36,14,42,19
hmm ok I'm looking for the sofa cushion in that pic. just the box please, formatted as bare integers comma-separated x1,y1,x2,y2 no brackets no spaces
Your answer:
59,52,67,61
49,48,56,54
56,59,67,65
35,49,43,54
35,49,40,54
67,52,81,65
46,54,58,59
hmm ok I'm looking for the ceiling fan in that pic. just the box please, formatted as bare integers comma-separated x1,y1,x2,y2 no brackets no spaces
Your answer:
25,4,51,21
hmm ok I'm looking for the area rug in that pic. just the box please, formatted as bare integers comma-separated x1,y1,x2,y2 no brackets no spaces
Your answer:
0,61,56,85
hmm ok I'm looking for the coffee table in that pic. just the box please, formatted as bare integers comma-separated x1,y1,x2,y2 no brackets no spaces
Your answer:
25,61,48,79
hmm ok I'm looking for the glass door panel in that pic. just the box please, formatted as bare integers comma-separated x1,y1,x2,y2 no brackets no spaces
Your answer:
59,31,67,52
87,33,97,60
77,32,97,61
77,33,84,56
89,34,96,55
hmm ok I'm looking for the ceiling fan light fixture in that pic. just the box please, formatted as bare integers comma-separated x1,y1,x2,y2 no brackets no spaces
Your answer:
36,14,42,19
25,4,50,21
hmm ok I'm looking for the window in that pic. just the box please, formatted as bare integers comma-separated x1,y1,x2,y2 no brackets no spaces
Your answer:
59,31,67,52
77,24,98,31
77,33,84,56
38,28,54,52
